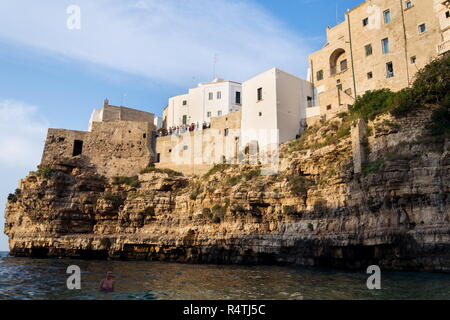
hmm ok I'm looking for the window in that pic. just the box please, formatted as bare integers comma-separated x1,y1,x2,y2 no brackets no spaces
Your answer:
382,38,390,54
217,91,222,99
143,133,147,139
405,1,413,9
410,56,417,64
362,17,369,26
383,9,391,24
183,145,188,151
259,112,262,117
365,44,373,56
58,137,65,142
224,128,229,137
218,111,222,116
418,24,426,34
340,59,348,72
235,91,241,104
156,153,160,163
182,100,187,106
257,87,263,101
72,140,83,156
208,92,213,100
182,115,187,125
446,11,450,18
307,96,313,108
367,72,373,79
168,149,172,153
326,105,332,111
386,62,394,78
316,70,324,81
207,111,211,118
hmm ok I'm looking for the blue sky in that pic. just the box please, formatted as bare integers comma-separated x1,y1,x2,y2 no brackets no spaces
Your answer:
0,0,361,251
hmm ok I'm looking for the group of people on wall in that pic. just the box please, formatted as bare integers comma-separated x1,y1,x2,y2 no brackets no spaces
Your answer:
158,121,211,137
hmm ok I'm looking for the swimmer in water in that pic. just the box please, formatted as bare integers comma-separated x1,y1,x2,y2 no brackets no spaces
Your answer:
100,271,115,292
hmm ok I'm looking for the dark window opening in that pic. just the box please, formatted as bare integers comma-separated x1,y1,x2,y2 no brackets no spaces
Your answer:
182,115,187,125
307,96,313,108
73,140,83,156
224,128,229,136
257,87,263,101
383,9,391,24
316,70,324,81
340,59,348,72
362,17,369,26
182,100,187,106
386,62,394,78
58,137,65,142
410,56,416,64
235,91,241,104
143,133,147,139
365,44,373,56
418,23,426,34
367,72,373,79
326,105,332,111
169,149,172,153
156,153,160,163
446,11,449,18
259,112,262,117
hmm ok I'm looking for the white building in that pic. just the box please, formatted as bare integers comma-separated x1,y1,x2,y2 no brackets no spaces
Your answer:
163,78,242,128
240,68,319,151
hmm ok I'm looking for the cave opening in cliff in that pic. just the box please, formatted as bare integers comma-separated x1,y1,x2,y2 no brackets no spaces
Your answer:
72,140,83,156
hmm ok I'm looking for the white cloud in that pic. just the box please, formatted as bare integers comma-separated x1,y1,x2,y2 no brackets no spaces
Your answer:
0,100,48,168
0,0,311,85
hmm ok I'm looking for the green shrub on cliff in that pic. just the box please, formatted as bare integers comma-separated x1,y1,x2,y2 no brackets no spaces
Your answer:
140,166,183,177
429,95,450,138
112,176,140,188
7,189,21,203
102,193,125,209
37,167,55,179
203,164,233,179
362,160,384,176
287,176,311,195
350,89,395,121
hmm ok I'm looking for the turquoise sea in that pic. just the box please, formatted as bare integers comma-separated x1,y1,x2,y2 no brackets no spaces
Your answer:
0,251,449,300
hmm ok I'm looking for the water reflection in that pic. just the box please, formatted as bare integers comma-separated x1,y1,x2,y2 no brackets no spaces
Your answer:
0,252,449,300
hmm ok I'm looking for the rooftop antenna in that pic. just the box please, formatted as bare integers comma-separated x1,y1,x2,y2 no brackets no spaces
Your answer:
336,2,338,24
213,53,218,79
120,93,127,107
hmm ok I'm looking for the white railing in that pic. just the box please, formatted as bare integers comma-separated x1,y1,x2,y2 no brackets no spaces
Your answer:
437,40,450,55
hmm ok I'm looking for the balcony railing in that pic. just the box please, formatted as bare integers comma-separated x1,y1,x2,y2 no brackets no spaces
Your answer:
438,40,450,56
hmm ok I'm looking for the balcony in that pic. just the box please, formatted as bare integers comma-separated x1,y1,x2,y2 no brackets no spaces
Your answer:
437,40,450,56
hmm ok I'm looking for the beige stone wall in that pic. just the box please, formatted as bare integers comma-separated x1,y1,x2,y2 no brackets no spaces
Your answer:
41,121,155,178
41,129,88,164
309,0,444,114
155,111,242,175
102,105,155,126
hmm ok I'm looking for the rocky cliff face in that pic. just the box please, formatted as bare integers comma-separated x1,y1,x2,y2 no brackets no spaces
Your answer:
4,112,450,272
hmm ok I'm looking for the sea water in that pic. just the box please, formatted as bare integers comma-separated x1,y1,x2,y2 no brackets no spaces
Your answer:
0,251,448,300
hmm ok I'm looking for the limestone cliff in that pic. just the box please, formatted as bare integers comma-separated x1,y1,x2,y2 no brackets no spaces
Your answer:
4,111,450,272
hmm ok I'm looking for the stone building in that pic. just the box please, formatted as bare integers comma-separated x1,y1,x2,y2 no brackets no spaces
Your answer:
309,0,449,116
41,100,156,178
